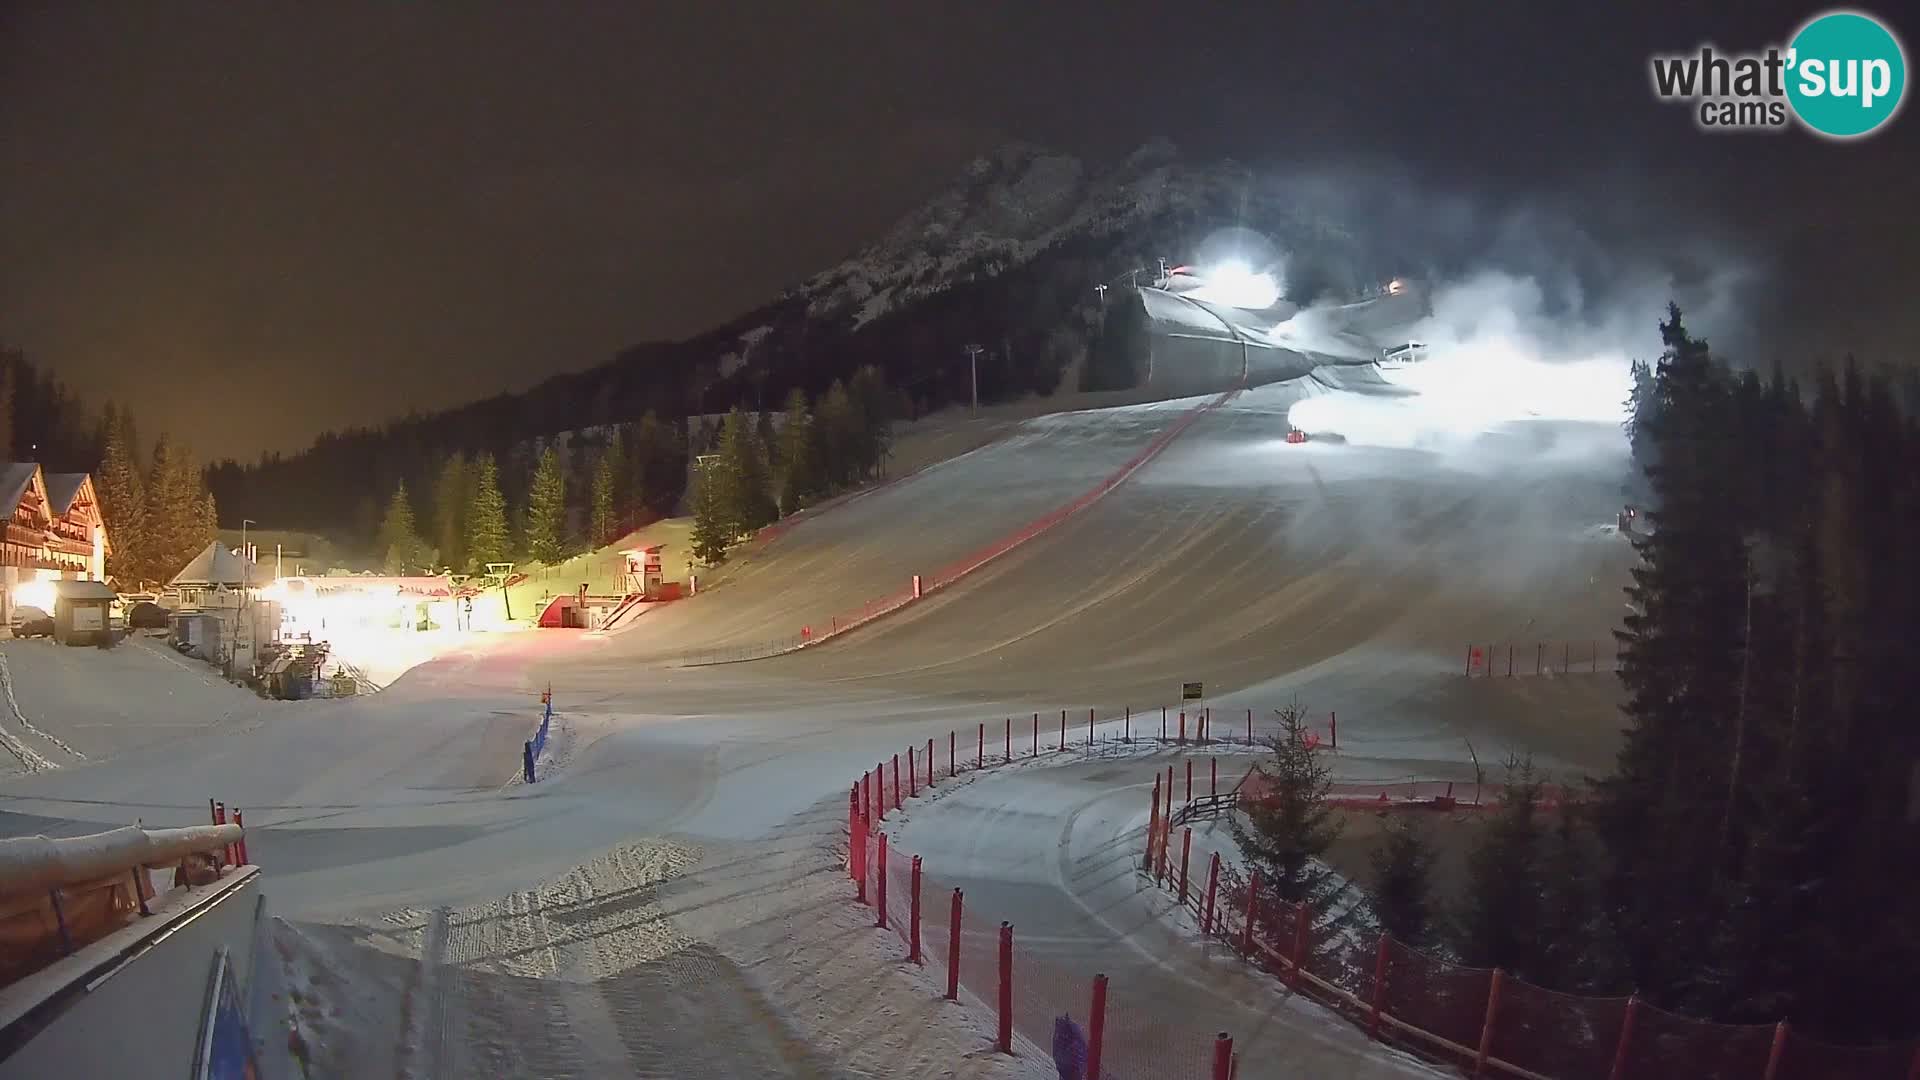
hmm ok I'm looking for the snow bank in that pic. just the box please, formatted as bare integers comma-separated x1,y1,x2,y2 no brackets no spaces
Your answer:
0,823,243,894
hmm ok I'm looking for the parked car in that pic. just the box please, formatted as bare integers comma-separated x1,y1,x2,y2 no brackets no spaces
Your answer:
11,605,54,638
127,601,171,630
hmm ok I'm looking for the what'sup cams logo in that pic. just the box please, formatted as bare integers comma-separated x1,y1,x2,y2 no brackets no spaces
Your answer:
1651,9,1907,138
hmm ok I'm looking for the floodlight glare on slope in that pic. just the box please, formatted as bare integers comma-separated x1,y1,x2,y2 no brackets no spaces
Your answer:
1187,260,1280,310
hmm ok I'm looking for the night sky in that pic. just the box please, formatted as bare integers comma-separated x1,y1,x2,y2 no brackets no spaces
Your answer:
3,2,1914,461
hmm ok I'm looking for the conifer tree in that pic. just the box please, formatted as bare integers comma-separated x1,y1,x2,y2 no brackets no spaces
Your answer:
146,437,211,582
377,481,429,573
95,404,148,585
524,446,567,563
815,380,855,488
1368,816,1434,946
1596,306,1750,998
738,410,777,531
432,453,468,573
688,459,729,565
1230,704,1343,906
465,453,511,571
777,388,818,515
1456,756,1546,976
591,435,621,546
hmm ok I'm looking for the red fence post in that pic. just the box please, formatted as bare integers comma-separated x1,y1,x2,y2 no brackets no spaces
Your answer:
1241,875,1259,956
1185,758,1193,802
848,784,858,846
1005,717,1011,762
1210,756,1217,796
233,811,248,865
1161,706,1167,740
1179,828,1193,904
950,731,957,778
1124,705,1131,741
1607,994,1639,1080
875,834,890,928
978,723,984,768
1202,853,1220,935
1465,644,1473,675
927,737,936,787
851,798,868,902
892,754,902,810
1369,934,1389,1040
1246,708,1253,745
1290,900,1309,988
1165,765,1174,821
1330,711,1337,750
1087,973,1109,1080
1059,709,1066,750
1474,968,1505,1078
1033,712,1039,756
909,855,923,964
908,746,918,798
1212,1032,1233,1080
1145,774,1163,871
1088,707,1095,745
1763,1021,1789,1080
1204,706,1212,742
946,889,963,1000
996,923,1013,1054
1178,710,1187,744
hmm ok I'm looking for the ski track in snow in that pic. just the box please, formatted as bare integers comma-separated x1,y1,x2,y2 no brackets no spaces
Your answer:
0,652,86,763
0,653,62,772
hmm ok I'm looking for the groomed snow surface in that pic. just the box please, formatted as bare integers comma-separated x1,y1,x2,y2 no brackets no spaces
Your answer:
0,377,1633,1077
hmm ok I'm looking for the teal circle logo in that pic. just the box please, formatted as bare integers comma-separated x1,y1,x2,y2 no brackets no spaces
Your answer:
1786,11,1907,138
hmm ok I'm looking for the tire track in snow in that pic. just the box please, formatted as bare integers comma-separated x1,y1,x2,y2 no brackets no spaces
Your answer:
421,906,454,1079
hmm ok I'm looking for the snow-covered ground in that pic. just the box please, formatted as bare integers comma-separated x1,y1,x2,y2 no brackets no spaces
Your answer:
0,377,1632,1077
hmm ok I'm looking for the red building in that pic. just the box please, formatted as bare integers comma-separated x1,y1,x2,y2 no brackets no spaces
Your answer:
2,463,110,623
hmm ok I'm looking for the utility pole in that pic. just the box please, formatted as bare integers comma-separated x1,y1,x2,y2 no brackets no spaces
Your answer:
964,344,984,415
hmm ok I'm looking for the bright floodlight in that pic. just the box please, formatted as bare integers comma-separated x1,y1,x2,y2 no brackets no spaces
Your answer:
1190,260,1280,310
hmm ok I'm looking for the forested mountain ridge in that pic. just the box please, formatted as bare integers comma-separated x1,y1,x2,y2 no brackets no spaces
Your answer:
203,139,1398,539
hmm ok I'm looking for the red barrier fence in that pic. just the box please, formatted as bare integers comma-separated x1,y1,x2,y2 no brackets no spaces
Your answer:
678,392,1234,667
1145,807,1920,1080
840,709,1917,1078
1465,639,1620,678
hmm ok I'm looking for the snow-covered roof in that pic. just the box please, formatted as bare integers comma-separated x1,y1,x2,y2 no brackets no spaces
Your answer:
51,579,116,601
169,540,263,587
43,473,88,516
0,463,41,520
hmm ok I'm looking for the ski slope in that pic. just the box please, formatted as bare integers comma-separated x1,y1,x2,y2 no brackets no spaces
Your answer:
0,368,1635,1077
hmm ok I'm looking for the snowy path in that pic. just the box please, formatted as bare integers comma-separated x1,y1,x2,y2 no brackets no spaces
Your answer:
887,754,1443,1078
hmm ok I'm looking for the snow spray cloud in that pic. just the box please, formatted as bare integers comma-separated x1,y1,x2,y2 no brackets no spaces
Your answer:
1284,261,1746,462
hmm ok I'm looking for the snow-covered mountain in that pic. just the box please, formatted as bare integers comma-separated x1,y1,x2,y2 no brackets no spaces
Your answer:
799,138,1260,328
